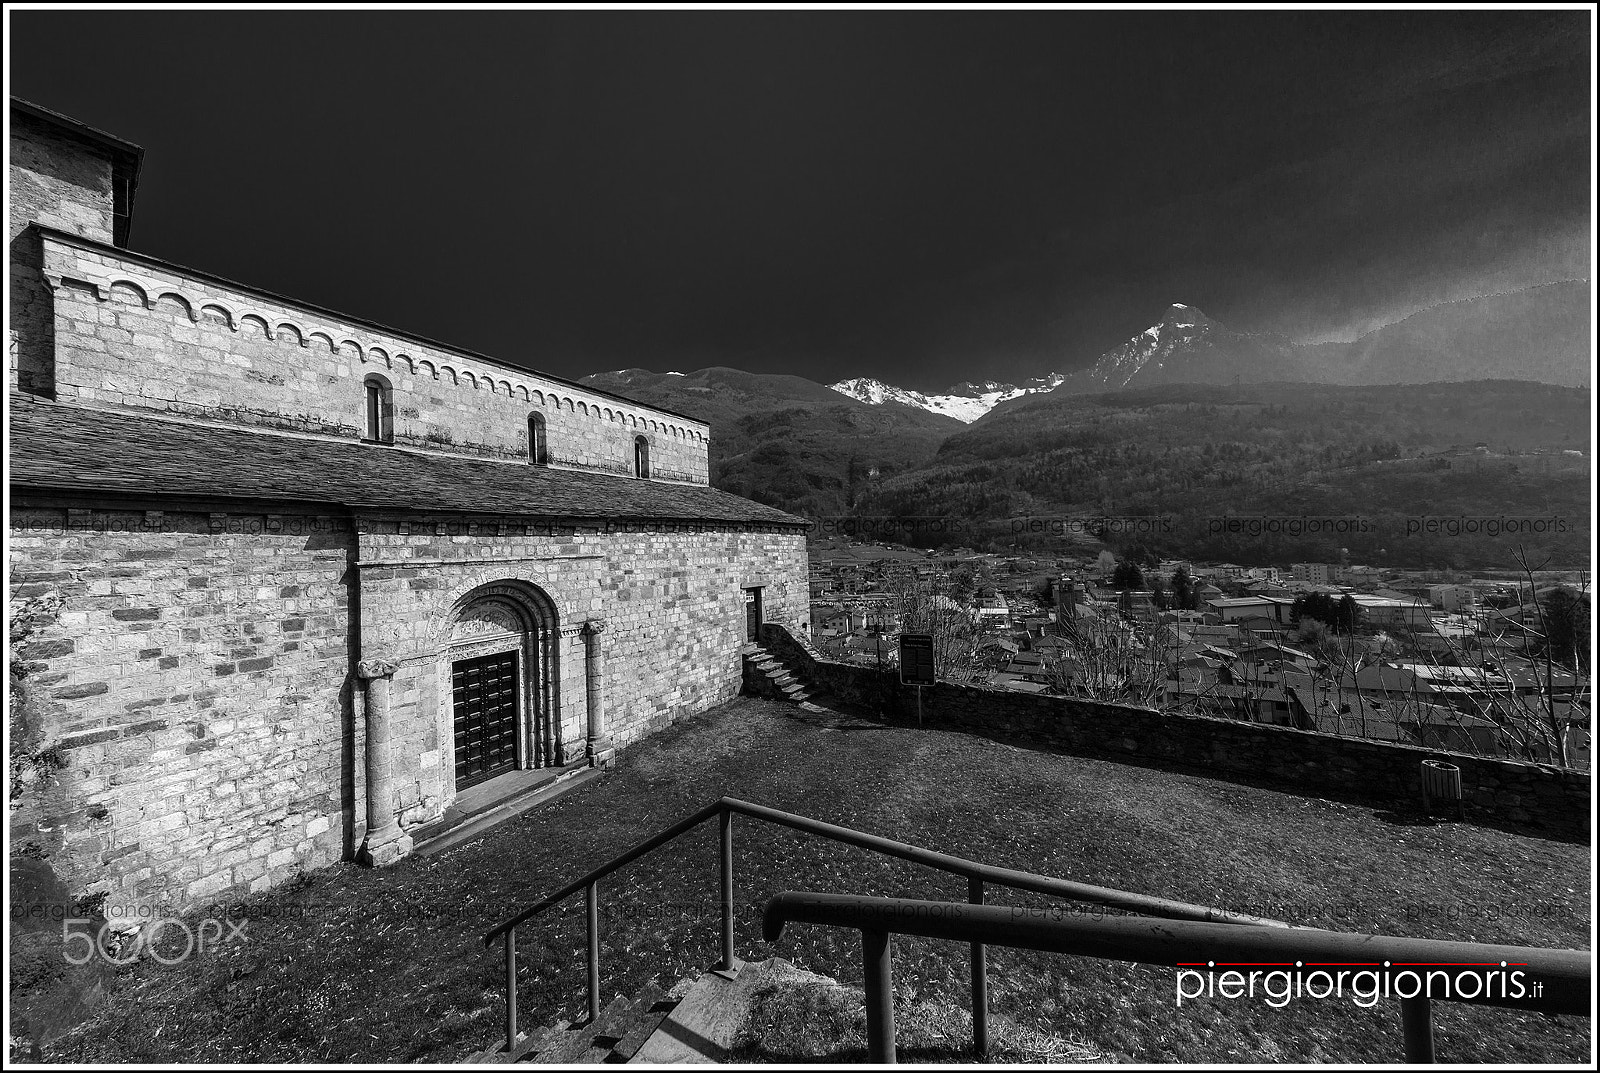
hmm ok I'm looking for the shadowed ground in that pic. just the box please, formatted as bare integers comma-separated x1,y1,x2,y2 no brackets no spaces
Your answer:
29,697,1590,1063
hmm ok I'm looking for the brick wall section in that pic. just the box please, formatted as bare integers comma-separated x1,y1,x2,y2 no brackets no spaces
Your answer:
9,501,807,913
36,233,710,482
9,506,355,913
760,625,1590,844
9,113,116,397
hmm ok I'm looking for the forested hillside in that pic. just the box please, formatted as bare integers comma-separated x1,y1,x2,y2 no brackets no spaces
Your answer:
856,381,1590,567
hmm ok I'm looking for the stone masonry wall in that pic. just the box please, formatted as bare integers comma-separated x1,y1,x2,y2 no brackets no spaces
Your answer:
362,520,808,831
8,501,808,914
8,504,356,918
35,233,710,483
760,624,1590,844
10,112,116,398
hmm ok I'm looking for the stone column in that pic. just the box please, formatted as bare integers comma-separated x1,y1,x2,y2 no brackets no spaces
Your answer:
356,657,413,866
582,620,615,767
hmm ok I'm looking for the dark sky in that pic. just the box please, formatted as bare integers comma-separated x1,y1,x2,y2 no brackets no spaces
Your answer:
9,10,1591,392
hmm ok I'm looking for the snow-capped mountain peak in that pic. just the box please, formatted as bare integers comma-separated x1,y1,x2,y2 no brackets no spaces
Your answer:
1087,303,1217,388
830,374,1064,422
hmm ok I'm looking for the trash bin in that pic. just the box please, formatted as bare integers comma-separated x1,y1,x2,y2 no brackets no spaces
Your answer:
1421,759,1464,820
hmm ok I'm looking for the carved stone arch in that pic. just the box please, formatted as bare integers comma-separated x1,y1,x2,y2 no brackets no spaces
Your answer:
275,322,304,346
338,339,364,362
438,580,565,788
368,346,391,369
519,385,530,402
107,279,149,306
199,303,234,329
239,313,273,339
418,359,438,379
578,401,589,416
462,370,479,389
154,291,195,321
443,366,460,385
307,330,336,352
499,379,513,396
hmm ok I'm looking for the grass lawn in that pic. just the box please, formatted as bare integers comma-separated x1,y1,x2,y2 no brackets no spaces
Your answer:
35,696,1591,1064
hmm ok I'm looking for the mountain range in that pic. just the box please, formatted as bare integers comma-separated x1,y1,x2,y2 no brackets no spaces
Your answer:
579,282,1590,566
830,373,1065,423
828,281,1590,422
578,366,962,516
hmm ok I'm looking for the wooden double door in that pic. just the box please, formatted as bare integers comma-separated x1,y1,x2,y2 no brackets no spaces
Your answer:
451,651,520,790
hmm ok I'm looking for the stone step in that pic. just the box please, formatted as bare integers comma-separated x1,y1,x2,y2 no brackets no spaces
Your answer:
630,958,832,1064
532,993,633,1064
414,767,603,858
465,974,699,1065
580,981,672,1063
462,1017,571,1064
607,984,679,1063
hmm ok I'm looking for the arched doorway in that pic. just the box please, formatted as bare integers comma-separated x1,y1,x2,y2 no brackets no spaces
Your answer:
442,582,560,792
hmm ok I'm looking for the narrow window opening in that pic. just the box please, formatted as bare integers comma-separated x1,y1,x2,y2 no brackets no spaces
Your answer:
363,376,393,444
528,413,548,465
634,435,650,478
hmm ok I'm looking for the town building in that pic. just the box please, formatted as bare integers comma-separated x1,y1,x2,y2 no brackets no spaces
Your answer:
1428,584,1478,612
1292,563,1350,587
975,592,1011,632
1205,595,1294,625
1346,593,1436,634
8,99,808,915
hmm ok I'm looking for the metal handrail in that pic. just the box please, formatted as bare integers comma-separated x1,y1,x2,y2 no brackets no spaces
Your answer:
479,796,1297,1056
763,891,1592,1063
484,799,725,945
483,797,1290,945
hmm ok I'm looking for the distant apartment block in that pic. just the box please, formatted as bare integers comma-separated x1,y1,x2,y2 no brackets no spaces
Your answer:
1428,584,1478,612
1293,563,1350,587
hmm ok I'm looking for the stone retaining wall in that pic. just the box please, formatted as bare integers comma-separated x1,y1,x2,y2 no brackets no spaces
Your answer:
759,624,1590,843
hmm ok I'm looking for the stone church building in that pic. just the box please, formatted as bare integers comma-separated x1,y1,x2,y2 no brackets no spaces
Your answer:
8,99,808,914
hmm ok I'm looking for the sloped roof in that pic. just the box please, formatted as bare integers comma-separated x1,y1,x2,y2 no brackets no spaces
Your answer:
12,98,144,246
8,396,807,528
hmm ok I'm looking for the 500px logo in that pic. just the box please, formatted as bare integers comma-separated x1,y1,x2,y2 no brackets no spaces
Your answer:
61,916,246,966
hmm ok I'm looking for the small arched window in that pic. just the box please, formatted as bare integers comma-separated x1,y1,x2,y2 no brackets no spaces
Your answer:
633,435,651,479
528,413,548,465
363,375,393,444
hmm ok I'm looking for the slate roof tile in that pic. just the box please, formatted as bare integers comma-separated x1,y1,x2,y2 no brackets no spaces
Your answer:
8,396,807,528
